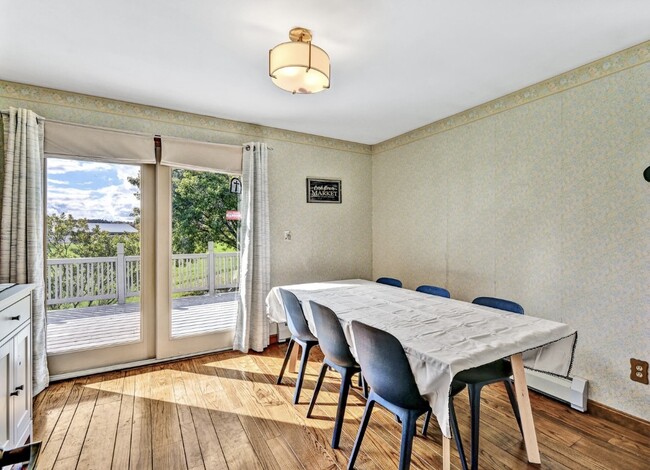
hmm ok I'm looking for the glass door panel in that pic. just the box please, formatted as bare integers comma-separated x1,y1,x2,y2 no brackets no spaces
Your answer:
155,166,239,358
45,158,154,375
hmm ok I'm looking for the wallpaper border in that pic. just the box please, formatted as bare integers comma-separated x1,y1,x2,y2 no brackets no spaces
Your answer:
0,81,372,155
372,41,650,154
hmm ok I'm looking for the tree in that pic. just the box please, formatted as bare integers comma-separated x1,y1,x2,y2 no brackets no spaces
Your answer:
127,169,240,253
47,212,88,258
171,169,240,253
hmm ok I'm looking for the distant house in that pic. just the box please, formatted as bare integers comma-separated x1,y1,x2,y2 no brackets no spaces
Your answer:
87,222,138,235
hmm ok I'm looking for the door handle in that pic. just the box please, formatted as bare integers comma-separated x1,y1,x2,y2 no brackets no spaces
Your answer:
10,315,21,321
15,385,24,391
10,390,20,397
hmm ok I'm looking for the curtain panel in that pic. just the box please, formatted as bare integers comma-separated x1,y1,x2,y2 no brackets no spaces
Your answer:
0,107,49,395
233,143,270,352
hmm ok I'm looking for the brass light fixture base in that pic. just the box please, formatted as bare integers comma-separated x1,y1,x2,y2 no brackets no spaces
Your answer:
288,27,312,43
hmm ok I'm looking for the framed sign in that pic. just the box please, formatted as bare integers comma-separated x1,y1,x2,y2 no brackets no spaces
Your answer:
306,178,342,203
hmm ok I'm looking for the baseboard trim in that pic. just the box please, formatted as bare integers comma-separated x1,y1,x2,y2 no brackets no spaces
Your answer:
588,400,650,438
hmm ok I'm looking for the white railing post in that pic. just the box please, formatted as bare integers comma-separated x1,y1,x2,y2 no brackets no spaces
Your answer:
116,243,126,304
208,241,215,296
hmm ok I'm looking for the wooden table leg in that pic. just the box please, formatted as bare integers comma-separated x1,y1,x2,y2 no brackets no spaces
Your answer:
442,436,451,470
511,353,541,464
289,343,299,374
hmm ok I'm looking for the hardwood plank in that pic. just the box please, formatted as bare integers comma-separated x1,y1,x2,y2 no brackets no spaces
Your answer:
111,369,136,470
35,377,89,470
129,365,153,470
150,365,187,470
181,359,229,470
76,370,125,469
32,379,75,446
169,361,206,470
191,356,264,469
55,373,104,463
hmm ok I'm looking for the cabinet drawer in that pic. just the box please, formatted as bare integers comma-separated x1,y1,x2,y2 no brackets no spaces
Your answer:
0,296,31,342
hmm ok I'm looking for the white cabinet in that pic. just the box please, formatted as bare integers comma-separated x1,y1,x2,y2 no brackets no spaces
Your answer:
0,285,33,450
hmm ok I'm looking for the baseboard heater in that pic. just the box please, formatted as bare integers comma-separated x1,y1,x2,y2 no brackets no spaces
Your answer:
525,369,589,412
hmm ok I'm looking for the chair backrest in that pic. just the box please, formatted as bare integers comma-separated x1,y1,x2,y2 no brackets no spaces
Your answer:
472,296,524,315
351,320,428,410
279,289,314,339
376,277,402,288
416,284,451,298
309,301,357,368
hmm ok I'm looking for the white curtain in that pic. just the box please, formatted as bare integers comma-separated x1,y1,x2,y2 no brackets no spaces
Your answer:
0,108,48,395
233,143,270,352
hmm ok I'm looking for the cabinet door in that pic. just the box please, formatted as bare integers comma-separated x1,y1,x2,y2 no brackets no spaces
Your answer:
0,339,12,449
12,324,32,446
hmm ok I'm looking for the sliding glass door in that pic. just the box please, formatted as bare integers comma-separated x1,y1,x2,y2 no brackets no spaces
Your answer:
42,128,243,375
155,165,240,358
45,158,156,375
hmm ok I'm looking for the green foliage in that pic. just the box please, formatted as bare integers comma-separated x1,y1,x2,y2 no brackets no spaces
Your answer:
171,169,240,254
47,213,140,259
47,212,88,258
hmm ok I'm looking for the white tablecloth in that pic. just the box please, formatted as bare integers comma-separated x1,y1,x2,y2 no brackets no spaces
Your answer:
266,279,577,437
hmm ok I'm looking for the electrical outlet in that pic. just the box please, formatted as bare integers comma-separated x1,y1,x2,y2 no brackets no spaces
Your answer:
283,230,292,241
630,358,649,384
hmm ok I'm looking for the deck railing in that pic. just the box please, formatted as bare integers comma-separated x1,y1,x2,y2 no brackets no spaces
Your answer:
47,241,239,306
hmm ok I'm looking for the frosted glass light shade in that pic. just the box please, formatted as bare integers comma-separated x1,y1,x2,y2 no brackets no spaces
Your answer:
269,41,330,94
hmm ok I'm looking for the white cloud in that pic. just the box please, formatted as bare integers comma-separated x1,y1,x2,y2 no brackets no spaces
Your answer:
48,184,140,221
48,178,69,185
47,161,140,221
47,159,113,175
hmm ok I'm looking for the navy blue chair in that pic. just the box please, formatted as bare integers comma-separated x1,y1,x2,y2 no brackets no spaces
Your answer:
472,296,524,314
276,289,319,404
415,284,451,298
307,301,367,448
348,321,467,470
451,296,525,470
376,277,402,288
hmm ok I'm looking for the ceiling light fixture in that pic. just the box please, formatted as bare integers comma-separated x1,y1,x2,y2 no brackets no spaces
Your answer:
269,27,330,94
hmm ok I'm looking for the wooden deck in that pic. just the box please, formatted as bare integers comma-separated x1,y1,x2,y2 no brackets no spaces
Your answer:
33,345,650,469
47,293,238,354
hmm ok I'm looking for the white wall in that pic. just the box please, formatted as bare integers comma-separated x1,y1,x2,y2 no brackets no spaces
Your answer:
372,63,649,419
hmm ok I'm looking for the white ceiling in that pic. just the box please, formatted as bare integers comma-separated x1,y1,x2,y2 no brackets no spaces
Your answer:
1,1,648,145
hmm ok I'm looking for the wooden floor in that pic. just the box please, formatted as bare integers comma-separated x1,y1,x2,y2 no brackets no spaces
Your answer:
46,294,238,354
33,345,649,470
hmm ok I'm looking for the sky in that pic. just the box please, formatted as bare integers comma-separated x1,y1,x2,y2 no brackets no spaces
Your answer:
47,158,140,221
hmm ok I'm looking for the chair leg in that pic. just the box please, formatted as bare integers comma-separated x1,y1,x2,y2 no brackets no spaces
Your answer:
293,343,312,404
277,339,295,385
422,408,432,437
347,399,375,470
332,368,353,448
307,362,328,418
361,374,369,399
468,384,482,470
504,379,523,436
450,397,468,470
398,411,417,470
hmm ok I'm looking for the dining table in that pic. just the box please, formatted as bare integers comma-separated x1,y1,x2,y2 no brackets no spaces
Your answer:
266,279,577,470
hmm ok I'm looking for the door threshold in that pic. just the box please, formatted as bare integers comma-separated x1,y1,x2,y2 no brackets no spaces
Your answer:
48,346,233,382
